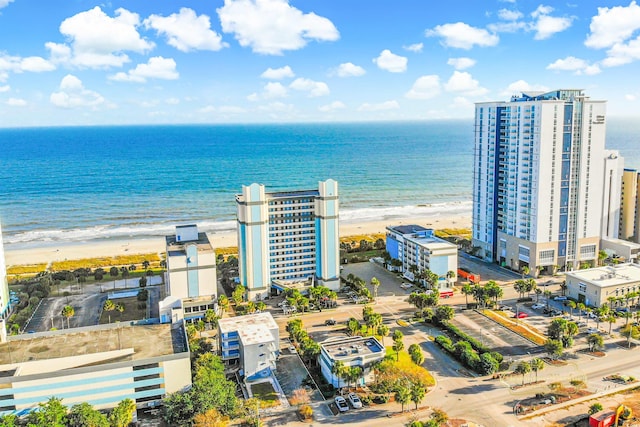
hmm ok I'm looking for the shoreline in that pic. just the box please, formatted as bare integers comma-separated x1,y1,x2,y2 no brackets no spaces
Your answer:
4,215,471,267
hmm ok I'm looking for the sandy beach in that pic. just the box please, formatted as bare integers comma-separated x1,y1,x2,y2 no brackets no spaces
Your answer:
4,215,471,267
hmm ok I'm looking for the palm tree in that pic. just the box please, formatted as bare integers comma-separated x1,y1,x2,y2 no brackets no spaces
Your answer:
331,360,345,392
103,299,115,323
576,302,586,323
121,269,130,288
515,361,531,386
598,250,607,266
446,270,456,286
377,324,390,346
587,333,604,352
566,301,576,319
461,283,473,307
218,295,230,316
544,290,552,310
530,357,544,382
606,314,617,335
61,305,74,329
370,277,380,302
560,280,568,296
394,385,410,412
521,265,530,279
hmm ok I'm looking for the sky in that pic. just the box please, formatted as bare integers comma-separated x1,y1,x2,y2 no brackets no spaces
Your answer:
1,0,640,127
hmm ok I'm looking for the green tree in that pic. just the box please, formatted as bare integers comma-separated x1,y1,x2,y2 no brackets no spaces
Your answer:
530,357,544,382
392,331,404,361
605,314,617,335
116,303,125,320
347,318,360,336
218,295,230,316
371,277,380,302
142,260,150,270
331,360,346,391
109,398,136,427
26,397,68,427
434,305,455,324
377,324,390,346
410,382,427,410
163,389,197,426
121,268,130,287
461,283,473,307
193,409,229,427
544,339,564,360
587,333,604,352
67,402,109,427
598,250,607,266
0,415,18,427
589,403,604,415
61,305,75,329
138,275,147,288
621,323,640,348
478,353,499,375
515,361,531,386
408,343,424,365
232,285,245,305
394,385,411,412
204,309,218,327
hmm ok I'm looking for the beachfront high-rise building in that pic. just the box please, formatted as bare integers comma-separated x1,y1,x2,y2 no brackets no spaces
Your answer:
159,225,217,324
472,89,623,274
236,180,340,301
620,168,640,243
0,222,10,322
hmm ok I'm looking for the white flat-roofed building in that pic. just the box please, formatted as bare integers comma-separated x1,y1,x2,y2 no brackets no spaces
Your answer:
160,225,217,324
600,238,640,264
0,222,10,321
319,336,385,388
236,180,340,301
0,323,191,417
386,225,457,287
473,90,623,275
565,263,640,307
218,312,279,380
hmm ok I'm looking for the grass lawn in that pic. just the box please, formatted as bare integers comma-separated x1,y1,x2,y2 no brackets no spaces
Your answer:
482,309,547,345
250,382,280,408
99,296,147,324
384,347,435,387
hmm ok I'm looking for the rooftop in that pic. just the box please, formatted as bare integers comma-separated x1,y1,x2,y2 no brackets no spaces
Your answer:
566,264,640,287
387,224,430,235
321,336,384,360
166,232,214,256
236,188,319,202
238,324,275,346
0,323,187,366
218,312,278,334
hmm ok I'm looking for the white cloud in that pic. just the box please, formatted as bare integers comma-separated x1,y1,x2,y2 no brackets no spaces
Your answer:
109,57,179,83
261,66,295,79
530,5,573,40
0,85,9,92
335,62,365,77
165,97,180,105
0,0,13,9
601,38,640,67
319,101,346,112
50,74,105,108
289,78,329,97
198,105,247,114
45,42,72,64
451,96,473,109
487,21,528,33
258,101,294,113
6,97,26,106
20,57,56,72
357,100,399,111
546,56,602,75
405,75,441,99
447,57,476,70
498,9,523,21
626,94,637,101
426,22,499,49
585,2,640,49
53,7,153,68
248,82,288,101
373,50,407,73
501,80,549,96
444,71,488,96
403,43,423,52
217,0,339,55
144,8,227,52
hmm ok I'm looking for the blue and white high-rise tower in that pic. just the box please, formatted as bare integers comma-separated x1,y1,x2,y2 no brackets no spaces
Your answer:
236,180,340,301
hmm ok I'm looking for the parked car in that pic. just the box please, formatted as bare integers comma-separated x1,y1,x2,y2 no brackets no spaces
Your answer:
514,312,528,319
324,319,337,326
586,328,600,334
347,392,362,409
531,303,545,309
335,396,349,412
499,305,512,311
288,345,296,353
553,296,567,301
400,283,413,290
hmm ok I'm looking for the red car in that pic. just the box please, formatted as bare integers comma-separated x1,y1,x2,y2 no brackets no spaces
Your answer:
514,312,528,319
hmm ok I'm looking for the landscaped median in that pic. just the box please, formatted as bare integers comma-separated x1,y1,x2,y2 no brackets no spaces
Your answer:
481,309,547,345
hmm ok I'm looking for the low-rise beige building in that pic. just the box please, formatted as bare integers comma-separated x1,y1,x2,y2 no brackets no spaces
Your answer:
565,263,640,308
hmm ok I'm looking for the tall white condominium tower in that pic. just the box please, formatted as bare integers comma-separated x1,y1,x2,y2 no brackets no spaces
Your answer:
0,222,10,321
473,89,623,275
236,179,340,301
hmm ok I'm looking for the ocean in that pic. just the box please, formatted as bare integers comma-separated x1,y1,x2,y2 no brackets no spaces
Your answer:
1,118,638,250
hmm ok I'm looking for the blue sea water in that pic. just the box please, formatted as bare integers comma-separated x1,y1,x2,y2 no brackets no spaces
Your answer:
0,119,638,249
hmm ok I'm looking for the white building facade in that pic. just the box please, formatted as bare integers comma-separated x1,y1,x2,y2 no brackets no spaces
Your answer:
319,336,385,388
236,180,340,301
385,225,457,288
564,263,640,308
473,89,622,274
160,225,217,324
620,168,640,243
217,312,279,381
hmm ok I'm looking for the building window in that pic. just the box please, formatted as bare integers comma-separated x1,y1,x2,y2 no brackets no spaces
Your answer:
539,249,555,265
579,244,596,259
